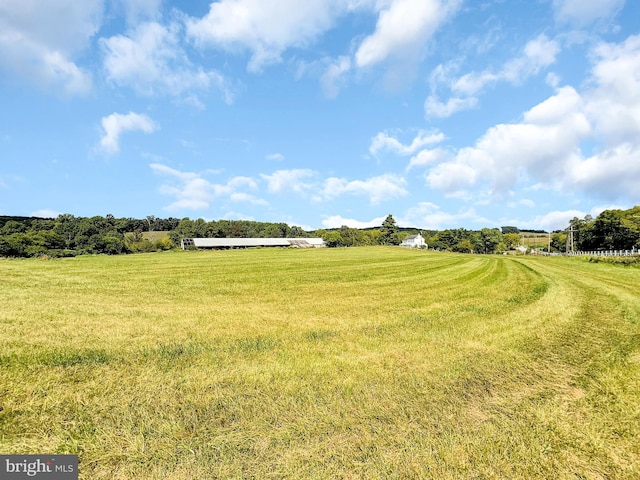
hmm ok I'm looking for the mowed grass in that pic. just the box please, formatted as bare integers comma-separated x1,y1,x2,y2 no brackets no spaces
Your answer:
1,247,639,479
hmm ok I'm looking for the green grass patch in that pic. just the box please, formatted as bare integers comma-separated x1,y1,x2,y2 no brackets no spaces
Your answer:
0,248,639,478
587,255,640,266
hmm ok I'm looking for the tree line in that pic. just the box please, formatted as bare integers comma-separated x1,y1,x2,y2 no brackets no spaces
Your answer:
557,206,640,252
1,207,638,258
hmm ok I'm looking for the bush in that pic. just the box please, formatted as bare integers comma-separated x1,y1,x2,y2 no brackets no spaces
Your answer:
587,255,640,266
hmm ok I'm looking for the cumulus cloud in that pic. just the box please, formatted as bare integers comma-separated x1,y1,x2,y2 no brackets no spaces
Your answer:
406,148,450,171
259,169,408,205
186,0,342,73
260,169,317,194
355,0,461,68
369,129,445,157
186,0,460,89
30,209,61,218
425,86,591,196
424,95,478,118
150,163,213,210
423,34,640,205
400,202,490,230
99,112,158,154
228,192,269,206
501,205,622,232
570,144,640,200
321,215,386,229
150,163,266,211
321,174,408,205
562,35,640,201
102,21,232,103
0,0,100,94
518,209,587,231
585,34,640,147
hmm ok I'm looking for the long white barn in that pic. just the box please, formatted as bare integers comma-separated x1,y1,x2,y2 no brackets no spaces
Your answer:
181,237,325,250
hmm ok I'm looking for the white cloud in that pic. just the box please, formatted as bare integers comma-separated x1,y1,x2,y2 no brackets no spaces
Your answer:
218,176,258,194
99,112,158,154
519,199,536,208
400,202,490,230
423,34,640,205
570,143,640,200
102,21,232,103
321,174,408,205
265,153,285,161
221,211,256,221
566,35,640,201
259,169,407,205
452,35,560,96
151,163,267,211
503,205,623,232
186,0,343,73
30,209,61,218
406,148,450,170
355,0,461,69
428,34,560,117
187,0,459,81
425,86,591,195
585,35,640,147
321,215,386,229
260,169,317,194
503,34,561,82
510,209,586,232
0,0,100,94
320,56,352,98
229,192,269,206
424,95,478,118
369,129,445,157
152,164,213,210
425,159,481,198
552,0,625,27
113,0,162,25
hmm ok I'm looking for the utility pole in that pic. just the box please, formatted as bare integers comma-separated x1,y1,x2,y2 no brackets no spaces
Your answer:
565,226,575,254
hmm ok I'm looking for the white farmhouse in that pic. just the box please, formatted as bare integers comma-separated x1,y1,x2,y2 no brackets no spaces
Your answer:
400,233,426,249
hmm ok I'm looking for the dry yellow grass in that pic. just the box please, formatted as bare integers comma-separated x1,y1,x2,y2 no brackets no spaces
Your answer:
1,247,639,478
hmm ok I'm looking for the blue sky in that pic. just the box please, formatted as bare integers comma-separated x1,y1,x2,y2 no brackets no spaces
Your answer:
1,0,639,231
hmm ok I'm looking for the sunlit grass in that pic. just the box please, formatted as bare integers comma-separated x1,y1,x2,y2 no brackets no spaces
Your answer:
1,247,639,478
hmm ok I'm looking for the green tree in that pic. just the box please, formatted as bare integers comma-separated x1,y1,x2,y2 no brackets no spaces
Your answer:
322,231,343,248
593,209,636,250
454,238,474,253
551,232,566,252
503,233,521,249
380,214,399,245
0,220,27,235
570,215,596,251
54,214,79,249
479,228,503,254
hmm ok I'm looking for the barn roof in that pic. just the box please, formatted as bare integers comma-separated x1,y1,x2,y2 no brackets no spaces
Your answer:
182,238,325,249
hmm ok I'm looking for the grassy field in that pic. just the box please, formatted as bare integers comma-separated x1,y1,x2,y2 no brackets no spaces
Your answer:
520,232,551,249
1,247,639,479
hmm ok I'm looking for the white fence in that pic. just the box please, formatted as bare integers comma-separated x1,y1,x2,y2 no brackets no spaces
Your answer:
568,249,640,257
